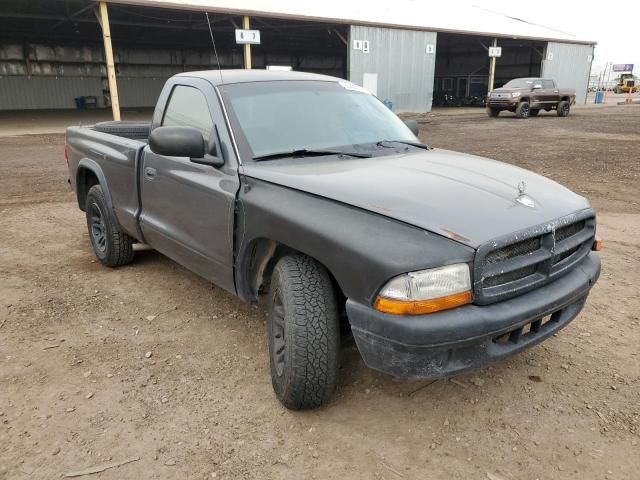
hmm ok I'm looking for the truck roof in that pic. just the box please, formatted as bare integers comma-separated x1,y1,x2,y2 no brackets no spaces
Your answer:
174,69,340,86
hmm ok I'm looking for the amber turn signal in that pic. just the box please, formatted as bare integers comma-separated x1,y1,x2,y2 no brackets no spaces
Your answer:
375,290,473,315
593,237,604,251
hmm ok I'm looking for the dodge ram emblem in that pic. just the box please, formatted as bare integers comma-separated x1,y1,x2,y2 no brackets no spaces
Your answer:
516,181,535,207
518,181,527,195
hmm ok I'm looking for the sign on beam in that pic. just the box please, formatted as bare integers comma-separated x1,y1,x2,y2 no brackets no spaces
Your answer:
235,29,261,45
612,64,634,72
488,46,502,58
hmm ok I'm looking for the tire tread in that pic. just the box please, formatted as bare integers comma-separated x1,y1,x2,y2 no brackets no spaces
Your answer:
271,254,339,409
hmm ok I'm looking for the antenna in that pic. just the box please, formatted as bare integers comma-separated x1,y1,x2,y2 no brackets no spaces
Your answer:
205,12,224,83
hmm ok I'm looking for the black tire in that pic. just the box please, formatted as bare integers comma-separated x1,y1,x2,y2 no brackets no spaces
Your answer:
268,254,339,410
85,185,135,267
93,121,150,140
487,107,499,117
529,109,540,116
515,101,530,118
557,101,570,117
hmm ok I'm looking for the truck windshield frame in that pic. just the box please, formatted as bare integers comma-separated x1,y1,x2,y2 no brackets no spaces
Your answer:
218,80,418,162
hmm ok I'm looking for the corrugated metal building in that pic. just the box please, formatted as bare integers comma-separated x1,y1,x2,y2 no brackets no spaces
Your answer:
0,0,595,113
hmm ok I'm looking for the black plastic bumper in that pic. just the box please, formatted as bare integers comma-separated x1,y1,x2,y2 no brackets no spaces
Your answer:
347,252,601,378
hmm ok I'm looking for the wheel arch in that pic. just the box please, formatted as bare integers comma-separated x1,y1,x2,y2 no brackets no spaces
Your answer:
75,159,114,213
235,237,346,306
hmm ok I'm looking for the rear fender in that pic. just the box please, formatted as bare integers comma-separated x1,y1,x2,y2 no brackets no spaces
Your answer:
76,159,115,215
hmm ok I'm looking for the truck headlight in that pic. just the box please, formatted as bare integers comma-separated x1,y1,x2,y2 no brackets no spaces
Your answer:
374,264,472,315
511,92,521,98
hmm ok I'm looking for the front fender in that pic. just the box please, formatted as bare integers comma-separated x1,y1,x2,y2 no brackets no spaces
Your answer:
235,177,475,306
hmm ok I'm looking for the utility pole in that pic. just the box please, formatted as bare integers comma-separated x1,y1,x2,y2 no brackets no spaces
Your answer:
98,2,120,120
243,15,252,69
488,38,497,93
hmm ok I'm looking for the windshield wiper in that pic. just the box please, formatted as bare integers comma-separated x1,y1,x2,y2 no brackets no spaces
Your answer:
253,148,372,161
377,140,430,150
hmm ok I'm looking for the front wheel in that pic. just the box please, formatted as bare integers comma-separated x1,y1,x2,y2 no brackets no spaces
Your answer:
557,101,570,117
487,107,499,117
529,109,540,116
268,254,340,410
515,101,530,118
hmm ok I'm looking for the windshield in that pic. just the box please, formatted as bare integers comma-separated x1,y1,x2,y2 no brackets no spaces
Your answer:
503,78,538,88
219,80,418,159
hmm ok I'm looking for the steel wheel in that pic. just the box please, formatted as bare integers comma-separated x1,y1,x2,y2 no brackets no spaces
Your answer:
89,202,107,253
271,289,286,377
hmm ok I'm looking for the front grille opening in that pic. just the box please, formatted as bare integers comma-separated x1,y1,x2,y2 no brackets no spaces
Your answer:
485,237,541,264
554,245,580,264
556,221,585,242
483,265,538,288
492,312,561,346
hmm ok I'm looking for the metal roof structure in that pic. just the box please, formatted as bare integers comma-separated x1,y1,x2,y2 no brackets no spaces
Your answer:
106,0,595,44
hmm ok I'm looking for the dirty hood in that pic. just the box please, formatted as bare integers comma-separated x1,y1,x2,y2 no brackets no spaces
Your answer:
241,149,591,248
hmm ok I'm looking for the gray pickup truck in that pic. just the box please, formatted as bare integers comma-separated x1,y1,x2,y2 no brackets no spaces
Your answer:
66,70,601,409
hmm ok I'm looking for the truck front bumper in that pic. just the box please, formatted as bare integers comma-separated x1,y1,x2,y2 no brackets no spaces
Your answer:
347,252,601,378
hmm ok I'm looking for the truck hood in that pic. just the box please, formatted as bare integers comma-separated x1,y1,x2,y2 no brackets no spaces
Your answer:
491,87,528,94
240,149,591,248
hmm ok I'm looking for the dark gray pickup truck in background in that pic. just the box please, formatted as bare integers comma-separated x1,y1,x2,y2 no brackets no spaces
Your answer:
66,70,601,409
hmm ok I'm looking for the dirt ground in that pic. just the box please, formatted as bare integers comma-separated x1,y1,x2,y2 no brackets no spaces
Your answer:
1,105,639,480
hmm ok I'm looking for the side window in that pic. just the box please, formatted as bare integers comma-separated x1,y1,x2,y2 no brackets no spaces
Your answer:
162,85,213,151
543,80,555,89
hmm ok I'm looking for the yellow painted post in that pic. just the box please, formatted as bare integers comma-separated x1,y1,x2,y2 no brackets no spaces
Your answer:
243,15,251,69
99,2,120,120
488,38,497,94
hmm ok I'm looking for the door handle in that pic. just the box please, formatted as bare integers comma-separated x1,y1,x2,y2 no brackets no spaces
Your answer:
144,167,157,179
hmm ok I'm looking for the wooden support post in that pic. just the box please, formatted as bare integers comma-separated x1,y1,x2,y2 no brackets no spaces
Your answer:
99,2,120,120
243,15,251,69
488,38,497,94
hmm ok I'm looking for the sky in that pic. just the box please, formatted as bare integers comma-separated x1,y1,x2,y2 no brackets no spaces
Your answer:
475,0,639,75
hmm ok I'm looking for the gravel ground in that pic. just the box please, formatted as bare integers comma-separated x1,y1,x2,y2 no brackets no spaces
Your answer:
1,105,639,480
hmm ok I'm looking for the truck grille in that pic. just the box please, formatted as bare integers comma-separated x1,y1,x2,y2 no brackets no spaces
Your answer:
473,210,596,305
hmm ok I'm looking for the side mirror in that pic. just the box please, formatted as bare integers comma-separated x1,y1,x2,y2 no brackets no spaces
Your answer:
149,126,224,167
149,126,205,158
404,119,419,136
532,84,542,90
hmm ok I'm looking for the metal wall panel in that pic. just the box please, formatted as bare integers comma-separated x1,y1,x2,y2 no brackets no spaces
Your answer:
349,25,437,113
117,77,168,108
0,76,103,110
542,42,594,104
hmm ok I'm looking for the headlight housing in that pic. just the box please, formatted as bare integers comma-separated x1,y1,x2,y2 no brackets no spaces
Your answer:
375,263,472,315
511,92,521,98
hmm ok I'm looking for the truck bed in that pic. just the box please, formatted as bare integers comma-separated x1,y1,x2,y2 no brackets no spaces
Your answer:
66,125,147,240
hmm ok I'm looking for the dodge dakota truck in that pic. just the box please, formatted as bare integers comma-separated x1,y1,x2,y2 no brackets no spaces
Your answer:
487,77,576,118
66,70,601,409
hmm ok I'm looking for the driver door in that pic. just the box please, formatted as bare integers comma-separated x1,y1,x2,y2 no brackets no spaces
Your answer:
139,79,240,293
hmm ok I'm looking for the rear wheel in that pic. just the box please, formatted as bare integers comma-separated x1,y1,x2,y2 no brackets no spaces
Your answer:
487,107,499,117
268,254,340,410
557,101,570,117
515,101,530,118
85,185,135,267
